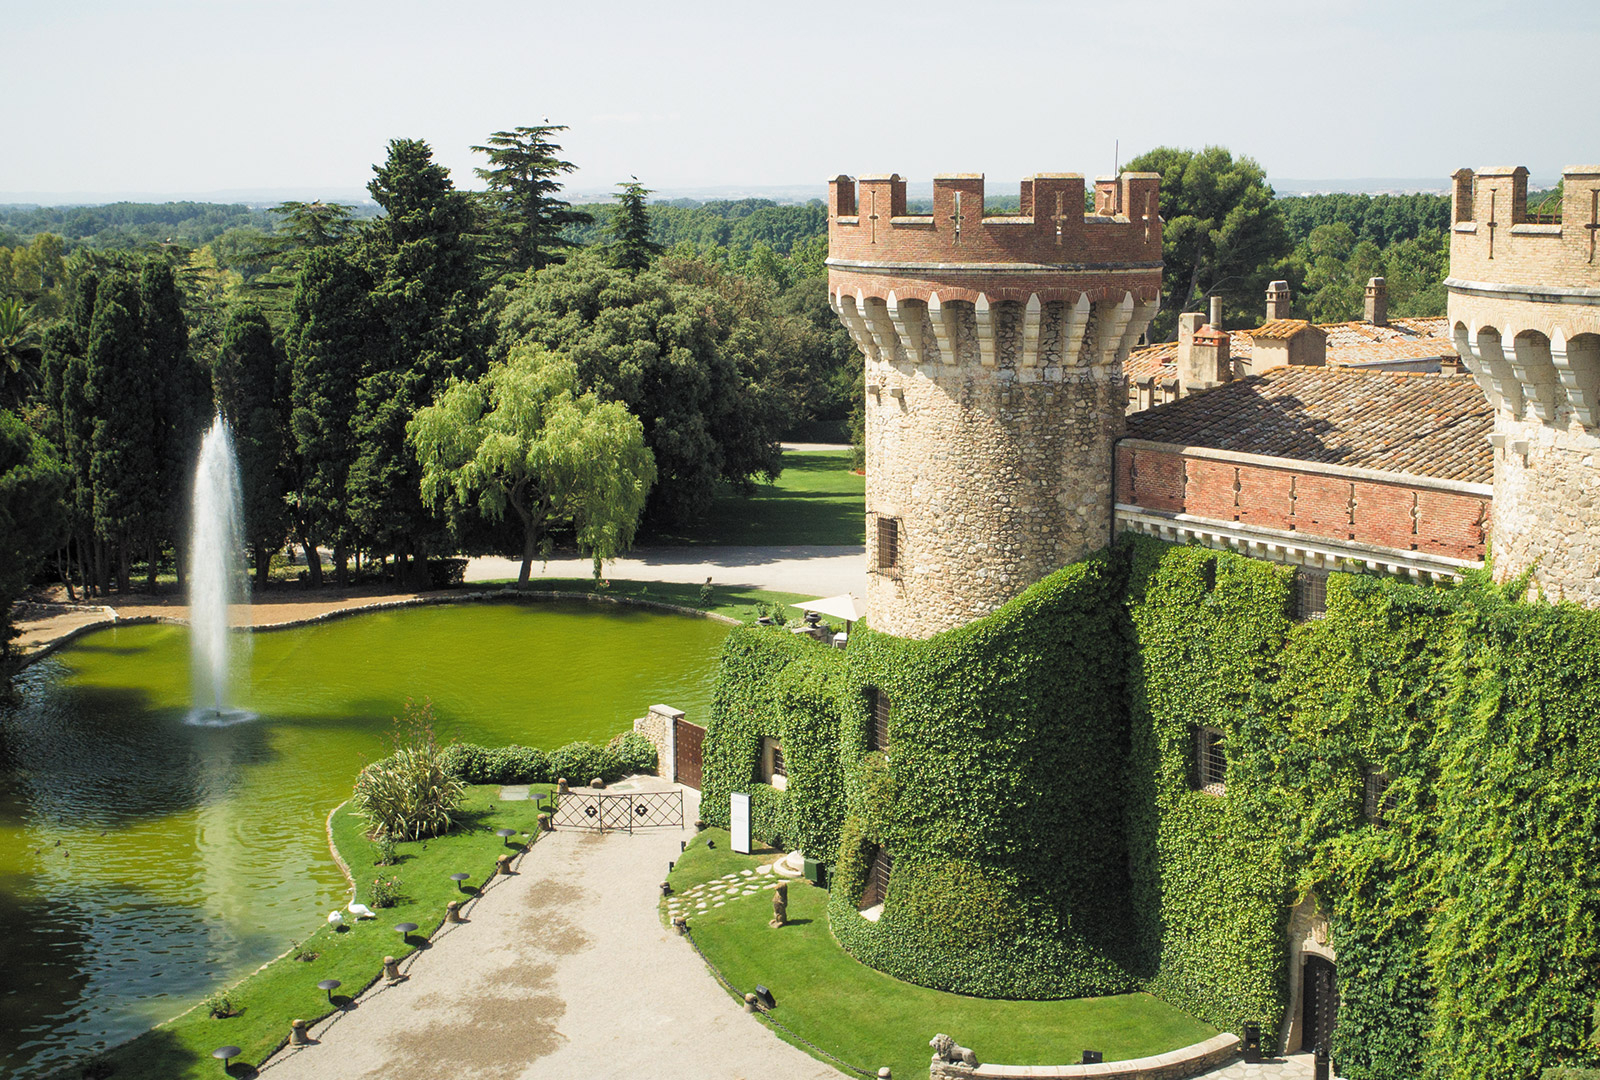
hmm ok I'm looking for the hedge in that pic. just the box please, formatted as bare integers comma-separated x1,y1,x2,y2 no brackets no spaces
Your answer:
440,731,656,786
701,536,1600,1078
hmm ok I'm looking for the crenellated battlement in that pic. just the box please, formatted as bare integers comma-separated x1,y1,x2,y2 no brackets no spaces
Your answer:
828,171,1162,273
1448,164,1600,293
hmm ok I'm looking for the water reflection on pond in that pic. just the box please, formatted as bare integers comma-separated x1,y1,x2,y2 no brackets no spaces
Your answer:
0,601,727,1078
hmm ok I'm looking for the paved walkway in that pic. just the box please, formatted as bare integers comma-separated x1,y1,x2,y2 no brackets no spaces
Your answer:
262,780,837,1080
1198,1051,1333,1080
464,544,866,598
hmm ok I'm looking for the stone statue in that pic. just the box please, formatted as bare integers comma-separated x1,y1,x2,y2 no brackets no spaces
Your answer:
770,882,788,927
930,1033,978,1069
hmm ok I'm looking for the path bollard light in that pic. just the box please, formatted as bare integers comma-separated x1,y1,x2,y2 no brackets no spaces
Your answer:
743,993,758,1014
395,921,419,946
450,872,471,892
1081,1050,1103,1064
383,955,402,983
446,900,463,924
212,1045,241,1072
680,840,686,852
496,853,513,875
754,984,775,1009
1242,1022,1262,1063
317,978,341,1004
661,880,673,896
290,1019,309,1046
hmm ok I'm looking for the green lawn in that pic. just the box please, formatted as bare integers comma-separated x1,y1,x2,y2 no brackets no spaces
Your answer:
666,830,1216,1080
79,785,550,1080
656,449,865,547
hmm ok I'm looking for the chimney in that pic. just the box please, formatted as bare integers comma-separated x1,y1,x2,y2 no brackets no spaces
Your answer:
1179,321,1230,394
1364,277,1388,327
1208,294,1223,329
1266,280,1291,320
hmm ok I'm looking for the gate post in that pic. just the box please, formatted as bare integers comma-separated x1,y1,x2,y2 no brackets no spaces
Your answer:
643,704,684,782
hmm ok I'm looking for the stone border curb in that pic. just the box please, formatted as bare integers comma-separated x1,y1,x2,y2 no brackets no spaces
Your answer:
932,1032,1240,1080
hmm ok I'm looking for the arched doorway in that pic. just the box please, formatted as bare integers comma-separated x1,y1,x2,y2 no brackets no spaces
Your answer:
1302,954,1338,1052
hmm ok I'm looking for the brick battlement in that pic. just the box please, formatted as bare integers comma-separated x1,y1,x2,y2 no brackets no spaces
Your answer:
828,172,1162,274
1448,165,1600,292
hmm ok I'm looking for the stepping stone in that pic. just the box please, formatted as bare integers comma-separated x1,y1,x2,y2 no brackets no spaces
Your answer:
499,785,531,801
740,869,755,876
755,865,772,875
696,902,708,909
713,901,725,907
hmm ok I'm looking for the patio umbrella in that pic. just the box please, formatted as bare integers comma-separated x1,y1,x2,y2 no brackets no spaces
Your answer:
790,594,868,634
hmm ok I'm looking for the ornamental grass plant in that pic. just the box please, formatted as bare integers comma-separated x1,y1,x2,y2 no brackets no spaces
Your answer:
352,700,465,841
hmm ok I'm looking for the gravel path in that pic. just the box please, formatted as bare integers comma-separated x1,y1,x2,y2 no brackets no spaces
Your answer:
262,780,839,1080
464,544,866,598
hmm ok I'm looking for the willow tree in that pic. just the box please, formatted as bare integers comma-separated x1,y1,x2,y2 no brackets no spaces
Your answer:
407,344,655,584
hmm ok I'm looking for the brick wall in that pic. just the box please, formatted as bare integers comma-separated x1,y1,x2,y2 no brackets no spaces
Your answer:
1450,165,1600,293
1117,446,1489,561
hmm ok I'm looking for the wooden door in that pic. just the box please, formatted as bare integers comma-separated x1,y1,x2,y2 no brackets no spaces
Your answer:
1302,955,1338,1053
674,718,705,790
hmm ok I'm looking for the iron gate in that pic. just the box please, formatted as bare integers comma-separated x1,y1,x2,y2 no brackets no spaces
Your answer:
552,789,684,832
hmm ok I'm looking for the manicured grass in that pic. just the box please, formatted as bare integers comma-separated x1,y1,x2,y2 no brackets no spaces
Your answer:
666,830,1217,1080
475,577,813,624
78,785,550,1080
656,450,865,547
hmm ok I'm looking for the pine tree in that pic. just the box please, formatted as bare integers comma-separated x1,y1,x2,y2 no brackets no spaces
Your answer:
472,125,592,275
85,272,158,592
217,302,288,586
607,179,662,272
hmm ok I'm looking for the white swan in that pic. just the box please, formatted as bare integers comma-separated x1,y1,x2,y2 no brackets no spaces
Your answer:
347,902,376,920
327,910,344,928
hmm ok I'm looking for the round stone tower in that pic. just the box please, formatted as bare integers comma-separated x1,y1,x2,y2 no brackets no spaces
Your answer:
827,171,1162,638
1448,164,1600,605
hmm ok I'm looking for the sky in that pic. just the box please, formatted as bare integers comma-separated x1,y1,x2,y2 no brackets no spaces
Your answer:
4,0,1597,202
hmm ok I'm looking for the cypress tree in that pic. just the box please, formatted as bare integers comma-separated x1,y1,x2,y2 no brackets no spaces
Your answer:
217,302,288,586
140,259,209,589
85,272,158,593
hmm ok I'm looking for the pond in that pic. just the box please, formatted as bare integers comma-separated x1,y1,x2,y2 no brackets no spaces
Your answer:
0,600,729,1078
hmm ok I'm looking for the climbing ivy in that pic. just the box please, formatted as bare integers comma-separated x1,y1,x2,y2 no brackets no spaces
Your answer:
702,536,1600,1078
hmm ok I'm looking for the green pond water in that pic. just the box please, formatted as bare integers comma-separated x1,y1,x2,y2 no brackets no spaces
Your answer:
0,601,728,1078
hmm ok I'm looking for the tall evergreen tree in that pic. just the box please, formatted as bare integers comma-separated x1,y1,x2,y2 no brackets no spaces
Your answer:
351,138,482,585
287,245,373,587
472,125,591,275
140,259,209,589
217,302,288,586
85,272,158,592
607,179,661,272
0,409,69,662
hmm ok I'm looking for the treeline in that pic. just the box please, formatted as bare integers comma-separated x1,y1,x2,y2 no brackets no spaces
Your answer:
0,125,856,659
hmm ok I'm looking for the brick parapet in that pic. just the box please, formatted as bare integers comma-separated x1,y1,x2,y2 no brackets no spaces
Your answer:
1115,443,1490,564
1449,165,1600,295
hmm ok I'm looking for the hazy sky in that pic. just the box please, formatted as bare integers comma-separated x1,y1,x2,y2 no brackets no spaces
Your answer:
5,0,1596,199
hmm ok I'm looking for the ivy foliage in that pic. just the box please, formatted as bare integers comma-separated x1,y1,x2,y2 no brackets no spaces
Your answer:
704,536,1600,1079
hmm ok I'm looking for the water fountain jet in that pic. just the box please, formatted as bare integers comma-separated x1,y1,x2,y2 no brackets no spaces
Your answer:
188,415,251,724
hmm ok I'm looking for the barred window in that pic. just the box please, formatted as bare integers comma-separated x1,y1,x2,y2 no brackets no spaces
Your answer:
1364,768,1396,824
876,516,900,572
1196,726,1227,795
867,688,891,752
771,743,786,778
860,845,893,910
1296,569,1328,621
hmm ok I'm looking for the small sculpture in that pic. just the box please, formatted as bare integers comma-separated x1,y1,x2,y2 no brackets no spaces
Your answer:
930,1033,978,1068
770,882,789,927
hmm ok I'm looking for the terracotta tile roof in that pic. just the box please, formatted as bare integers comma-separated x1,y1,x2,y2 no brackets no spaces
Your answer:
1123,315,1457,384
1253,318,1319,339
1122,365,1493,484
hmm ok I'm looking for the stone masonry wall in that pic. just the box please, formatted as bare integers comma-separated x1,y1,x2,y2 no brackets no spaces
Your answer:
866,317,1126,639
1489,413,1600,605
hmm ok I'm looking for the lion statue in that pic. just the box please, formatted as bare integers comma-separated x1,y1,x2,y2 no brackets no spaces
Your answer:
930,1033,978,1068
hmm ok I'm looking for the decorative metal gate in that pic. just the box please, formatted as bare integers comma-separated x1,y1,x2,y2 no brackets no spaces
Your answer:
552,789,684,832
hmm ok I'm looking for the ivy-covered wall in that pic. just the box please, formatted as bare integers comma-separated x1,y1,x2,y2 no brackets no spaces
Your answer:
702,537,1600,1079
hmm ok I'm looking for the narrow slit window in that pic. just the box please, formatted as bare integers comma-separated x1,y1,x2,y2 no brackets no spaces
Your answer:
771,743,786,778
867,688,891,752
859,845,893,911
876,516,900,572
1364,768,1396,825
1196,726,1227,795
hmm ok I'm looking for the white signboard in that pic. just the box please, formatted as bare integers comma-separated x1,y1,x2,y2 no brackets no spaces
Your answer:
730,792,751,854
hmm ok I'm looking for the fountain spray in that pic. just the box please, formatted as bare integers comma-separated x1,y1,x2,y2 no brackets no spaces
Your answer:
188,415,249,719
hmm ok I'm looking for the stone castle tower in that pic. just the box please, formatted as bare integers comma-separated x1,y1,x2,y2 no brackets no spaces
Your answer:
1448,164,1600,605
827,172,1162,637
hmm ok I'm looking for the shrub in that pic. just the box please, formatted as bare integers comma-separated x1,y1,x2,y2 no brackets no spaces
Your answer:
607,730,658,774
549,740,614,784
371,835,397,866
352,701,465,841
493,744,551,784
369,875,403,909
206,992,242,1019
441,742,493,783
428,557,468,588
